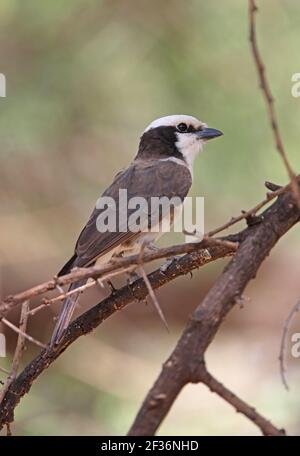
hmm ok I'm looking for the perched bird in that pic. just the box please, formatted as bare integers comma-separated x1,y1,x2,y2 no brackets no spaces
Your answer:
50,115,223,345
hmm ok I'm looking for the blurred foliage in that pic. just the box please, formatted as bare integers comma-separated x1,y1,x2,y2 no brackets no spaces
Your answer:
0,0,300,435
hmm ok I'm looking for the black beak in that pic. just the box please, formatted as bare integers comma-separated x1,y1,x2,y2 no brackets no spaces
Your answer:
196,127,223,141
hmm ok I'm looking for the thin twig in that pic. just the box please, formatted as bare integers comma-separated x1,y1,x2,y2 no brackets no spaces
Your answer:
0,238,238,318
279,298,300,390
28,268,137,318
0,301,30,403
248,0,300,209
2,317,46,349
0,367,10,375
201,368,285,436
0,228,237,429
137,243,169,330
40,265,136,309
26,301,51,317
139,265,169,332
207,178,299,237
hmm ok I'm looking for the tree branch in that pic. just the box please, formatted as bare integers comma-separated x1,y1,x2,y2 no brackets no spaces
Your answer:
128,189,299,436
1,186,298,431
2,175,296,320
0,236,235,429
0,302,29,405
248,0,300,209
0,237,237,318
199,368,285,436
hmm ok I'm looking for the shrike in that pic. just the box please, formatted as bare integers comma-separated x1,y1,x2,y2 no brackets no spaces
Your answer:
50,115,223,345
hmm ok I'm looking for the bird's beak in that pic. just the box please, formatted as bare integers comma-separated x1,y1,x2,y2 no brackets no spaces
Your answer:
196,127,223,141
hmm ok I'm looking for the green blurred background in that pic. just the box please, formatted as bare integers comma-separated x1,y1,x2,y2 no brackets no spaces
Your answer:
0,0,300,435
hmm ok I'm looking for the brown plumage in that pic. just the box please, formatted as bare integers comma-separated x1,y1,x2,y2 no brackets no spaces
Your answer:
50,114,223,345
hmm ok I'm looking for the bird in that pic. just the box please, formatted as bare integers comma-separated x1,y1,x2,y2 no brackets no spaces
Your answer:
50,114,223,346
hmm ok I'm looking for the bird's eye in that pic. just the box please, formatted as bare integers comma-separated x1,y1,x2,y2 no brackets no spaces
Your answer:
177,123,188,132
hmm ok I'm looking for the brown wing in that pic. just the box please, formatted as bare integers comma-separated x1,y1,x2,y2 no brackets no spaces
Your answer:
65,159,192,270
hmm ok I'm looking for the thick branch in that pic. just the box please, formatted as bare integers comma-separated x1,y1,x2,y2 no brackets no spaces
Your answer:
1,187,298,433
0,239,234,429
128,189,299,436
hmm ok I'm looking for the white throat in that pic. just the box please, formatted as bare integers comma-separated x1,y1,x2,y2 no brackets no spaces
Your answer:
175,132,203,175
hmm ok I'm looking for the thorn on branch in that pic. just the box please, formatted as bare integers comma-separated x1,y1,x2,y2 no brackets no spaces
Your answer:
265,181,282,192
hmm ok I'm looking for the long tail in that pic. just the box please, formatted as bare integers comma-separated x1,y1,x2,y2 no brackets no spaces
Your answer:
50,279,86,346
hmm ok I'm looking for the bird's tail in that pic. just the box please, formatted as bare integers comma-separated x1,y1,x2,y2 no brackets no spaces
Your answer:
50,279,86,347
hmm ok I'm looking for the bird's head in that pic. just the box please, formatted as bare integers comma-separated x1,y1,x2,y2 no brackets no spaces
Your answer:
136,114,223,167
